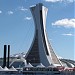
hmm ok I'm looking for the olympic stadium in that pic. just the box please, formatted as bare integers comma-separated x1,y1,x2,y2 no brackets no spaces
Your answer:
0,3,75,75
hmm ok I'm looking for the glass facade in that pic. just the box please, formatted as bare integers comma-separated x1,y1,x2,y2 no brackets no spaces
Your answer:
26,30,40,64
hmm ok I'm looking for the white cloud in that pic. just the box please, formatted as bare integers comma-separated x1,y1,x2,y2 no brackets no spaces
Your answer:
45,0,62,2
0,10,2,14
44,0,74,3
30,5,36,7
19,6,28,11
62,33,74,36
7,11,13,15
24,17,32,20
52,19,75,28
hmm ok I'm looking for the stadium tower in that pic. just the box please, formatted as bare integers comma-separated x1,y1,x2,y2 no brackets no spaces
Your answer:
25,3,62,67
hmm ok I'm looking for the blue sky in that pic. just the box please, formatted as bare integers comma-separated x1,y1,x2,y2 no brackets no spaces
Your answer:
0,0,75,60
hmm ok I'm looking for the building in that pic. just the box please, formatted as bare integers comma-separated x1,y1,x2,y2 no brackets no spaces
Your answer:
25,3,62,67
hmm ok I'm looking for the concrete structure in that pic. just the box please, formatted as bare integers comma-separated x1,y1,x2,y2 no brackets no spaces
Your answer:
25,3,62,67
2,45,10,68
